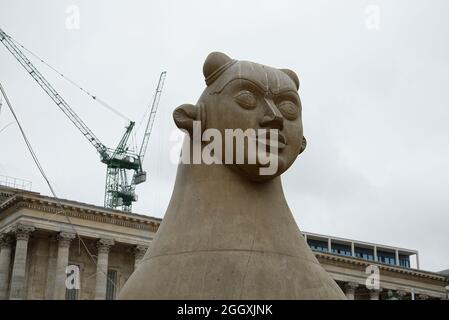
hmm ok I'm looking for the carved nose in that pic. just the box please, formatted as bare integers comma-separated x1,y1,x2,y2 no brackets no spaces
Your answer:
260,98,284,130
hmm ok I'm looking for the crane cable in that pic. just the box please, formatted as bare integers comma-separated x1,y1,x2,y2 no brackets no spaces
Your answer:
1,83,57,197
8,36,131,122
1,81,16,135
0,121,16,134
0,83,118,291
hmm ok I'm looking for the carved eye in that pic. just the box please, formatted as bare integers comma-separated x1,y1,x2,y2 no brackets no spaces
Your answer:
278,101,298,120
234,90,257,110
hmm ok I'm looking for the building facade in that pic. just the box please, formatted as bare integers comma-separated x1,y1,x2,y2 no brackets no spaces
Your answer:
0,184,448,300
0,185,159,300
304,232,447,300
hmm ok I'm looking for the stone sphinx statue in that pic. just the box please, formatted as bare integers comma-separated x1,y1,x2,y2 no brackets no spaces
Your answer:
119,52,345,299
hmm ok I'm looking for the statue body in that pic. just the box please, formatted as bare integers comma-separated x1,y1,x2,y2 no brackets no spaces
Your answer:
119,52,346,299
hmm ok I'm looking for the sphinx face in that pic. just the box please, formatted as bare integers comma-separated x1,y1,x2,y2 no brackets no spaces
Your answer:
199,59,305,182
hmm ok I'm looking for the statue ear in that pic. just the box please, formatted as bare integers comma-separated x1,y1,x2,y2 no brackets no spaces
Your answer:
173,104,199,134
299,136,307,155
203,52,234,85
280,69,300,90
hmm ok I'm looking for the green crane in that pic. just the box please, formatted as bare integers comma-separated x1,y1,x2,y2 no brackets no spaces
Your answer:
0,27,166,212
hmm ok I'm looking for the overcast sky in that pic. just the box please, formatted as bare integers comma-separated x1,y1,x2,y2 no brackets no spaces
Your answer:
1,0,448,272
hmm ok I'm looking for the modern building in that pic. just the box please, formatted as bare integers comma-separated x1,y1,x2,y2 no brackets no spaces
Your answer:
303,232,447,300
0,182,448,300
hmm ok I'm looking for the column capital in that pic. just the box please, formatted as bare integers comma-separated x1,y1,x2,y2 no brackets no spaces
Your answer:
344,281,359,300
133,245,148,260
0,233,13,249
344,281,359,291
417,294,429,300
97,238,114,254
369,288,382,300
11,223,35,241
396,289,408,300
57,232,76,248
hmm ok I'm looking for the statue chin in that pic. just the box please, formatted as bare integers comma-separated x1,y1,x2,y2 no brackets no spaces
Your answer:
228,159,287,183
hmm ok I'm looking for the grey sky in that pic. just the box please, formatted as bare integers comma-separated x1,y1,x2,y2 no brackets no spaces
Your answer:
0,0,448,272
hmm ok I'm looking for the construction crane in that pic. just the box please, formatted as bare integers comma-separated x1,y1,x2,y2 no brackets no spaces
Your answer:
107,71,166,210
0,27,166,212
132,71,166,185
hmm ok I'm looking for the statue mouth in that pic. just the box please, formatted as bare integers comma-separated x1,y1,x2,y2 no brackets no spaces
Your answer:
255,132,287,151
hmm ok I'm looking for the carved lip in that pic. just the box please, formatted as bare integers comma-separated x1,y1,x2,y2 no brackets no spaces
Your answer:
255,132,287,150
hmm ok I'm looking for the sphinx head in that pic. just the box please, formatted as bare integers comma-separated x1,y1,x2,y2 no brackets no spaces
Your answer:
173,52,307,182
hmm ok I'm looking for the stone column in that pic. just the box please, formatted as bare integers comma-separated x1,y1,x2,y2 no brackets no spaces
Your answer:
133,245,148,270
395,249,400,266
94,238,114,300
369,288,381,300
9,224,35,300
344,282,358,300
45,235,58,299
54,232,75,300
0,234,13,299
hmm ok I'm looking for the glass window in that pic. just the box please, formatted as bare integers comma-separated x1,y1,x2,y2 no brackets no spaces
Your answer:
399,257,410,268
65,287,78,300
331,244,351,257
106,269,118,300
307,240,329,253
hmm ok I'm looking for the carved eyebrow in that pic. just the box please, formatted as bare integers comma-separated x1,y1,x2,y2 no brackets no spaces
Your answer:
273,89,300,99
217,78,298,97
216,78,268,94
274,90,300,100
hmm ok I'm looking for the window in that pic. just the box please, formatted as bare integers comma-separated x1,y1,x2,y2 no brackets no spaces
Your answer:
331,243,352,257
355,247,374,261
307,239,329,252
399,257,410,268
106,269,118,300
377,251,396,265
65,287,78,300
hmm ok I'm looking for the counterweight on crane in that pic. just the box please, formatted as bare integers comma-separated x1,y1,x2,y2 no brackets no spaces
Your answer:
0,27,166,212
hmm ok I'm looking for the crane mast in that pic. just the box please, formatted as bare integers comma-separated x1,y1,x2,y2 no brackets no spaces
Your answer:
0,27,166,212
133,71,166,185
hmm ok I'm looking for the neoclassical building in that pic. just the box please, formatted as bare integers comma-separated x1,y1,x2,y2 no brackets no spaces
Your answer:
0,185,158,300
0,184,448,300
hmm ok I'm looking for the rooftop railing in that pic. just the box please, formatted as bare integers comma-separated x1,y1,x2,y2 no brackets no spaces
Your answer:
0,174,32,191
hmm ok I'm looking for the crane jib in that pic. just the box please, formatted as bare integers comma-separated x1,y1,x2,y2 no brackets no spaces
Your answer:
1,27,165,212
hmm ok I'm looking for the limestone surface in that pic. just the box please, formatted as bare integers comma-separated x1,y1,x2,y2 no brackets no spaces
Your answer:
119,52,346,299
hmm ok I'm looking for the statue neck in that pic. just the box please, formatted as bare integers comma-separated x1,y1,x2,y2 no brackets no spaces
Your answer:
171,162,287,206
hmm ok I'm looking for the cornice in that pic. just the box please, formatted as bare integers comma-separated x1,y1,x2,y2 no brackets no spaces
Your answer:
315,252,448,283
0,195,161,232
